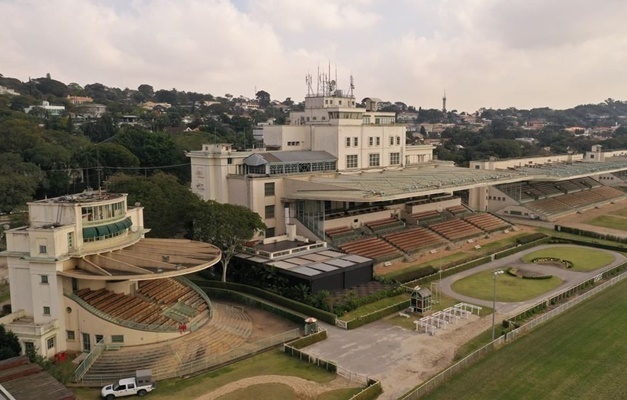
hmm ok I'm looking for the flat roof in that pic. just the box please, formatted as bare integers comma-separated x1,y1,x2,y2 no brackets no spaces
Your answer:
261,247,373,279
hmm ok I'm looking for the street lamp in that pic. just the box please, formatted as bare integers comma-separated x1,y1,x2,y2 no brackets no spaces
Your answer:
492,269,504,340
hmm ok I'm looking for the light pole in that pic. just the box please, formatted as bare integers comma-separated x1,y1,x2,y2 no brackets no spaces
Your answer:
492,269,504,340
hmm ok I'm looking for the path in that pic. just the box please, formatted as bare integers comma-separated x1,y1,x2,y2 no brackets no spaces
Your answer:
193,375,358,400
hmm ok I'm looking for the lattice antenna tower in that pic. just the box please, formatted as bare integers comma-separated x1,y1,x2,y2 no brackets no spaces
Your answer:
305,73,313,96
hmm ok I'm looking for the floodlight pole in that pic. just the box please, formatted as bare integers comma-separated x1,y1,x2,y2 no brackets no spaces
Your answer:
492,269,503,341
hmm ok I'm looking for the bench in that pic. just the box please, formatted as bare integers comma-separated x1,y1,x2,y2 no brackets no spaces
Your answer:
398,312,411,318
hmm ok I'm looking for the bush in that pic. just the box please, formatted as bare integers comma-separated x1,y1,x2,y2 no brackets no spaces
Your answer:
286,329,327,349
345,301,408,329
392,266,438,283
517,233,548,245
555,225,627,244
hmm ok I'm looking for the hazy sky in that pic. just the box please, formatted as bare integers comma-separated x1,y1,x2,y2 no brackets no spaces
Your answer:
2,0,626,112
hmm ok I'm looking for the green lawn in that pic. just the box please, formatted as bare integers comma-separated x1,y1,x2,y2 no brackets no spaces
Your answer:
521,246,615,271
609,207,627,218
217,383,295,400
451,270,563,302
420,276,627,400
339,293,409,321
584,215,627,231
71,349,346,400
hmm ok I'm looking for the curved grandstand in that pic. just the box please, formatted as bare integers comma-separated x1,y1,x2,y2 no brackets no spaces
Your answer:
1,191,221,359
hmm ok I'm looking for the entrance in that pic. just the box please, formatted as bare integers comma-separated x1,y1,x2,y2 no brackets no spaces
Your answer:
82,333,91,352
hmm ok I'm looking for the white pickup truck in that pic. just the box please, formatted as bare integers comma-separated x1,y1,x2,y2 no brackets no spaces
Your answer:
101,369,156,399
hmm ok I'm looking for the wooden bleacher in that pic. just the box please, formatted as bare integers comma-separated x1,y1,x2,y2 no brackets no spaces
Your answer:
339,237,402,261
410,210,444,225
464,213,510,233
446,205,471,217
382,227,446,254
428,219,483,242
364,217,405,233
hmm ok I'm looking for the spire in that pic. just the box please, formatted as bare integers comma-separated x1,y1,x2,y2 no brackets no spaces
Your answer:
442,90,447,113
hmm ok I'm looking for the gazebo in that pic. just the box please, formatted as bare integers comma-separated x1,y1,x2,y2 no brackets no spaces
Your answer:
410,286,432,313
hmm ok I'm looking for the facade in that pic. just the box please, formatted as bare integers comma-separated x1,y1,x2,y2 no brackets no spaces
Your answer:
0,191,220,358
23,101,65,116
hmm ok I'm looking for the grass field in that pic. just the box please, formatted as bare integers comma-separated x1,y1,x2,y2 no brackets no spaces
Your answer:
451,269,562,302
71,350,348,400
609,207,627,218
339,293,409,320
420,276,627,400
584,214,627,232
521,246,615,271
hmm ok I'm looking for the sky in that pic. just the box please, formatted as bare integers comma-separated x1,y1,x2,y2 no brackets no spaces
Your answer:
1,0,627,113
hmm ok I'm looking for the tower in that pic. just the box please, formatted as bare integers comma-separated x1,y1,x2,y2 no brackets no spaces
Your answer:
442,90,447,113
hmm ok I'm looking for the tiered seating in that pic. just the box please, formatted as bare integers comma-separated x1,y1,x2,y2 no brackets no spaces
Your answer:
464,213,510,233
383,227,445,253
428,219,483,241
579,177,601,188
83,303,253,382
339,237,402,261
531,182,563,197
325,226,353,238
364,217,404,233
446,205,471,216
556,193,593,208
571,190,604,204
556,180,585,193
592,186,625,200
526,197,572,216
520,183,543,199
410,210,444,224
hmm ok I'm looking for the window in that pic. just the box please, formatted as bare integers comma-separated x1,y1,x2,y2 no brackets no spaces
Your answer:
39,245,47,254
369,154,380,167
67,330,75,340
339,100,342,105
390,152,400,165
47,336,55,350
24,342,34,354
396,136,401,145
43,306,50,315
353,137,358,146
390,136,394,145
265,205,275,219
111,335,124,343
376,137,380,146
265,227,275,237
369,137,373,146
264,182,275,196
227,158,233,164
40,275,48,284
346,155,358,169
346,137,351,147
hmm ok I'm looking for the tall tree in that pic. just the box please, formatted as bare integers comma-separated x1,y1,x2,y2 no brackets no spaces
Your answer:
193,201,265,282
0,325,21,361
0,153,42,213
255,90,271,108
137,84,154,100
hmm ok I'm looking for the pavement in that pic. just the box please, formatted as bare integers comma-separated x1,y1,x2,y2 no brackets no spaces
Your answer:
304,244,626,400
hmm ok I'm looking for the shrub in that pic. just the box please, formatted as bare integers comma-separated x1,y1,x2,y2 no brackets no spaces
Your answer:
345,301,409,329
517,233,548,245
286,329,327,349
392,266,438,283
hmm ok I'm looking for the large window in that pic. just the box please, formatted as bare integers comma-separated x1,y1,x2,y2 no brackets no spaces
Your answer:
346,155,358,169
82,200,125,223
264,182,275,196
390,152,400,165
369,154,380,167
265,205,275,219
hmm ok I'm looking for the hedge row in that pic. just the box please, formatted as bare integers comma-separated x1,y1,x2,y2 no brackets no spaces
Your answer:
286,329,328,349
555,225,627,244
517,232,548,245
390,266,438,284
550,237,627,253
193,279,337,324
405,256,492,287
493,237,551,259
203,288,308,325
345,300,409,330
349,379,383,400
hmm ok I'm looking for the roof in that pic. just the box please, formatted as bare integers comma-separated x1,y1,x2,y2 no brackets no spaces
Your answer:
243,151,335,165
0,356,75,400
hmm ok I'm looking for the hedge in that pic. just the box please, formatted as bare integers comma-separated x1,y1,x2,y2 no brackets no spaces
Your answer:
493,237,551,259
349,379,383,400
404,256,492,287
192,279,337,324
550,237,627,253
388,266,438,284
345,300,409,330
517,232,548,245
555,225,627,244
285,329,328,349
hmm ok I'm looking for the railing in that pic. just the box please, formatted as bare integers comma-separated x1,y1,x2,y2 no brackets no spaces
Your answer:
399,270,627,399
64,290,178,333
74,338,105,382
175,276,213,319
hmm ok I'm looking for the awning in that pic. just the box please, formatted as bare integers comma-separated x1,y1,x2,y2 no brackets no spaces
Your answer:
82,217,133,239
82,227,98,239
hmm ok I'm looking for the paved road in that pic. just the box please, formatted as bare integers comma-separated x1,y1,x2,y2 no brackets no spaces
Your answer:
438,244,627,315
305,244,626,400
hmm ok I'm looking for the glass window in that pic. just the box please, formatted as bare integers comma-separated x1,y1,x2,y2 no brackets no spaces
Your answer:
369,154,380,167
376,137,380,146
41,275,48,284
390,136,394,145
39,245,47,254
47,337,55,349
390,152,400,165
396,136,401,145
43,306,51,315
111,335,124,343
346,155,358,169
265,227,275,237
67,232,74,250
265,205,275,219
369,137,373,146
67,330,75,340
346,137,351,147
264,182,275,196
353,137,358,146
24,342,35,354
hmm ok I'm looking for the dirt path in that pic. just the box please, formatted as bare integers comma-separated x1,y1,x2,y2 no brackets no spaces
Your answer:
193,375,358,400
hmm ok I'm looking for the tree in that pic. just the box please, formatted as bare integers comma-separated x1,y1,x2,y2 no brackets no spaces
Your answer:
137,84,154,100
193,201,266,282
0,153,43,213
0,325,21,361
255,90,271,108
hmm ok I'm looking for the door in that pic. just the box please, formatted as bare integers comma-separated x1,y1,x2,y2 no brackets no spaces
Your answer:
71,278,78,292
82,333,90,352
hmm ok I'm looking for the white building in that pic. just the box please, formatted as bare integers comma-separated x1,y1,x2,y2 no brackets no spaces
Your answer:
24,101,65,116
0,191,220,358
